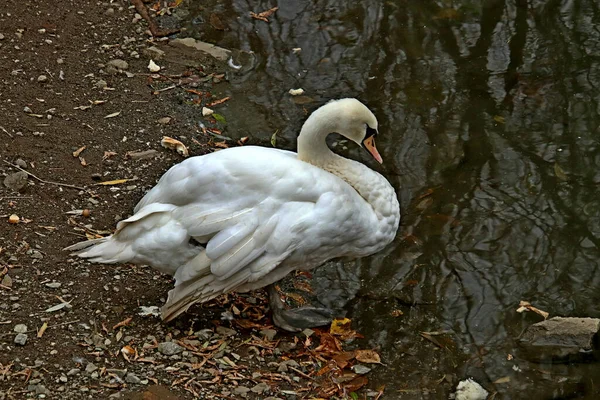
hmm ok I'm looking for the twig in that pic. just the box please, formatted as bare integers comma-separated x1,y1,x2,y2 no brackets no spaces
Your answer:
131,0,180,37
0,196,33,201
0,319,80,337
152,84,177,94
0,126,12,138
3,160,87,192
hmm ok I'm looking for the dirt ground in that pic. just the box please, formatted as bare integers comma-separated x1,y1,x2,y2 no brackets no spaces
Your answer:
0,1,386,399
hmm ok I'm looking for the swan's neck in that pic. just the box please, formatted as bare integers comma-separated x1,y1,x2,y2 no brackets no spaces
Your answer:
296,110,389,215
297,109,338,166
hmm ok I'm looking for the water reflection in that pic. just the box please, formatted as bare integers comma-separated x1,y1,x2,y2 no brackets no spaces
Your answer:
183,0,600,397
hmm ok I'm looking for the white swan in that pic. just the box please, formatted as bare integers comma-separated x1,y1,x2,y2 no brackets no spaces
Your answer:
66,98,400,331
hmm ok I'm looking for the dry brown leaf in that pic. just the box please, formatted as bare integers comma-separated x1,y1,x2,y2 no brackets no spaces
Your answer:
102,151,117,160
37,322,48,338
112,317,133,331
161,136,189,157
516,300,549,319
206,96,231,107
355,349,381,364
72,146,86,157
250,7,278,22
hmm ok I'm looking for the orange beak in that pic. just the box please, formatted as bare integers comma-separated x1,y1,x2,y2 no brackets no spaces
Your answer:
362,135,383,164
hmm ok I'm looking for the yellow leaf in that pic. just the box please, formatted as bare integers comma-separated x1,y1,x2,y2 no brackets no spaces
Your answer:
96,179,130,186
330,318,352,336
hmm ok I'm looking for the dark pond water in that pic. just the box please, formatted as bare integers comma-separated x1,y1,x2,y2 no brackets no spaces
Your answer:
176,0,600,398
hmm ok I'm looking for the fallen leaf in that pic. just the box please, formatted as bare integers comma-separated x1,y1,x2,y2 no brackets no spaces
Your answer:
112,317,133,330
355,349,381,364
37,322,48,338
271,130,279,147
72,146,86,157
330,318,352,336
493,376,511,384
96,179,130,186
207,96,231,107
516,300,549,319
212,113,227,124
250,7,278,22
161,136,189,157
210,13,226,30
104,111,121,119
45,301,71,312
554,163,568,181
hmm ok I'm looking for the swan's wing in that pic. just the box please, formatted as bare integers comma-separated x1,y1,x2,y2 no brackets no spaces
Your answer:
140,147,364,320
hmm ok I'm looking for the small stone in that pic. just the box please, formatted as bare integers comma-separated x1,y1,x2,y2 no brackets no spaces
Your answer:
23,106,32,113
260,329,277,341
14,333,27,345
233,386,250,395
56,58,64,64
125,373,141,384
251,382,269,394
14,324,28,333
85,363,98,374
4,171,28,192
1,274,12,287
45,282,61,289
37,75,48,82
106,369,127,378
0,33,4,40
216,326,237,337
106,59,129,71
95,79,107,89
67,368,80,376
16,158,27,168
351,364,372,375
143,46,165,60
157,341,183,356
105,8,115,15
157,117,171,125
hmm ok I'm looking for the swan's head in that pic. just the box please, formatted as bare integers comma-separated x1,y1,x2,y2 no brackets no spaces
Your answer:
326,98,383,164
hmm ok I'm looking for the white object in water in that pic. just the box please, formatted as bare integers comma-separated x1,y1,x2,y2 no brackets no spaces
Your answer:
288,88,304,96
453,378,488,400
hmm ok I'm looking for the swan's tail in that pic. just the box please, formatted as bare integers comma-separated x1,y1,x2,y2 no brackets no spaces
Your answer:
63,235,134,264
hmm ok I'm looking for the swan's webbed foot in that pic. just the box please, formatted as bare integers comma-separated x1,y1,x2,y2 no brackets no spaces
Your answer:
267,284,335,332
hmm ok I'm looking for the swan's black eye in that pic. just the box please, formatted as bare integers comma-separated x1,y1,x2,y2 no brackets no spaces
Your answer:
365,125,378,139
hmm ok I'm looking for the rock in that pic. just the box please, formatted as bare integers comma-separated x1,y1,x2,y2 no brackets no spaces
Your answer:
277,360,299,373
14,324,28,333
0,33,4,40
170,38,231,61
216,326,237,337
14,333,27,345
157,341,183,356
351,364,371,375
144,46,165,60
15,158,27,168
453,378,488,400
106,369,127,378
23,106,32,113
95,79,108,89
107,59,129,70
1,274,12,287
128,150,158,161
157,117,171,125
125,373,141,384
45,282,61,289
251,382,269,394
4,171,28,192
233,386,250,396
260,329,277,341
85,362,98,374
37,74,48,82
519,317,600,362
